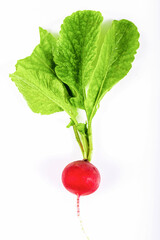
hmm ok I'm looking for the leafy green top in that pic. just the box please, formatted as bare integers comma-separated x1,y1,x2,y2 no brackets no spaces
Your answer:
10,10,140,161
85,19,140,122
54,10,103,108
10,28,77,120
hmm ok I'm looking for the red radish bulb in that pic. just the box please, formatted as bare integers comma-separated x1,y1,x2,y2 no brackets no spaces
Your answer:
62,160,101,196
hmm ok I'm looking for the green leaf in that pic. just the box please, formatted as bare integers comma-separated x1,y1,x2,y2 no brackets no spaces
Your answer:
10,27,77,119
66,118,75,128
77,123,87,135
54,10,103,109
85,19,140,122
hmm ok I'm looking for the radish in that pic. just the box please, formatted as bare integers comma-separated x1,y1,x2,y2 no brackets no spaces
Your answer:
62,159,100,238
62,159,100,215
62,160,100,195
10,9,139,239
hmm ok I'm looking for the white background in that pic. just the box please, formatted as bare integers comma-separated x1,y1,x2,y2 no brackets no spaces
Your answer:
0,0,159,239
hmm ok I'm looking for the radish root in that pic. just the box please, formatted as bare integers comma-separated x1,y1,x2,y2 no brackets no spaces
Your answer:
77,194,90,240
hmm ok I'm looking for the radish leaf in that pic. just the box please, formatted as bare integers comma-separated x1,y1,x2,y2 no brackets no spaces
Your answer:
77,123,87,135
85,20,140,122
54,10,103,109
10,28,77,119
67,119,75,128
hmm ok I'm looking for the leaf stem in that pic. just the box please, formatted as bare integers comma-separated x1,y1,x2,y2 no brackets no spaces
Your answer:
80,134,88,159
73,125,85,158
87,122,93,162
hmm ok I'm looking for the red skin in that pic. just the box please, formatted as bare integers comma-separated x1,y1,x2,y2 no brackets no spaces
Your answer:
62,160,101,196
